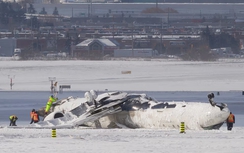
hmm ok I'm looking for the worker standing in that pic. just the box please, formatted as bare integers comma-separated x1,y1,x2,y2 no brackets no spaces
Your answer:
227,112,235,131
45,95,58,115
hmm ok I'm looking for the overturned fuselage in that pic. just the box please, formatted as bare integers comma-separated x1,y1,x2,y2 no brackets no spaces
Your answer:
36,91,230,130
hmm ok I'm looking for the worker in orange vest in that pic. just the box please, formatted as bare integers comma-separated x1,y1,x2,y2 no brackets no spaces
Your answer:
30,109,40,124
30,109,35,119
226,112,235,131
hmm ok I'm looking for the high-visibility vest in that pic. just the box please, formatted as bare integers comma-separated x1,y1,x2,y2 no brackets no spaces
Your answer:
9,115,17,121
33,113,39,122
9,115,14,120
227,114,234,123
45,96,57,112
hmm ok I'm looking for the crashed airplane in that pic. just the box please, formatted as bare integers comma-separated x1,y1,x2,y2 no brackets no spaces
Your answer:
36,90,230,130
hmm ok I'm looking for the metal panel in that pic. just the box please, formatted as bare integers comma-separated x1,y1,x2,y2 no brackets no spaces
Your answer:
114,48,154,57
0,38,16,57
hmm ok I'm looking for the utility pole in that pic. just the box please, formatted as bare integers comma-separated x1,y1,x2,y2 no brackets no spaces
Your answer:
132,21,135,57
56,28,58,52
90,0,93,18
160,18,163,54
8,75,15,90
167,7,170,25
72,7,73,18
112,15,115,39
156,0,158,10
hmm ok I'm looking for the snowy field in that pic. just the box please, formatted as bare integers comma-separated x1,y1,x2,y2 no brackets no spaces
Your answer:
1,58,244,91
1,58,244,152
1,127,244,153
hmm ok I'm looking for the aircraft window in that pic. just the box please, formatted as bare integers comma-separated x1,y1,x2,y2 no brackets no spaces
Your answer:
141,102,150,109
145,96,158,103
110,92,121,95
54,113,64,118
151,103,176,109
99,97,110,105
121,100,149,111
166,104,176,108
128,95,141,99
151,103,168,109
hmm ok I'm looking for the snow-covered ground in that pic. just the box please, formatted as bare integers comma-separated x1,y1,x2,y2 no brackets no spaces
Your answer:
1,59,244,91
1,59,244,152
1,127,244,153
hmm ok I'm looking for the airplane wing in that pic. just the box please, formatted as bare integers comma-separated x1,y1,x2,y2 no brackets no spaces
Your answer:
33,99,124,128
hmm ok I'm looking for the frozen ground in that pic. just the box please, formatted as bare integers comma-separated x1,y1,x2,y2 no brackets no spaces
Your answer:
1,58,244,91
1,127,244,153
1,58,244,152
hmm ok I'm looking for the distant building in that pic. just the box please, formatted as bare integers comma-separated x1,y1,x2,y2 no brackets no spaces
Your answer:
72,38,119,59
114,48,157,58
16,38,69,53
210,47,233,57
0,38,16,57
59,0,107,3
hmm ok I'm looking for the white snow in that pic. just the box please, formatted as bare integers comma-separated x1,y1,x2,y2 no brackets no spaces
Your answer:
1,59,244,91
1,58,244,152
1,127,244,153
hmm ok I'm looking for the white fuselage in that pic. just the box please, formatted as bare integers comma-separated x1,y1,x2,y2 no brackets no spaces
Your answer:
42,92,230,130
99,102,230,130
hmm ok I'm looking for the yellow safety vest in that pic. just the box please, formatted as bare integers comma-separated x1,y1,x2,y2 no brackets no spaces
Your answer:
45,96,57,112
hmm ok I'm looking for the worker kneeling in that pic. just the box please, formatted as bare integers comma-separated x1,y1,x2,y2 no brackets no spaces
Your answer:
9,115,18,126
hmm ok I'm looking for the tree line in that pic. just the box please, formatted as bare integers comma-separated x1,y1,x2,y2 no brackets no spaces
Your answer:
0,1,59,27
181,26,240,61
0,1,25,25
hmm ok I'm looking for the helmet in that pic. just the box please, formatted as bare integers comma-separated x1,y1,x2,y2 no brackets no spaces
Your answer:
51,95,54,98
